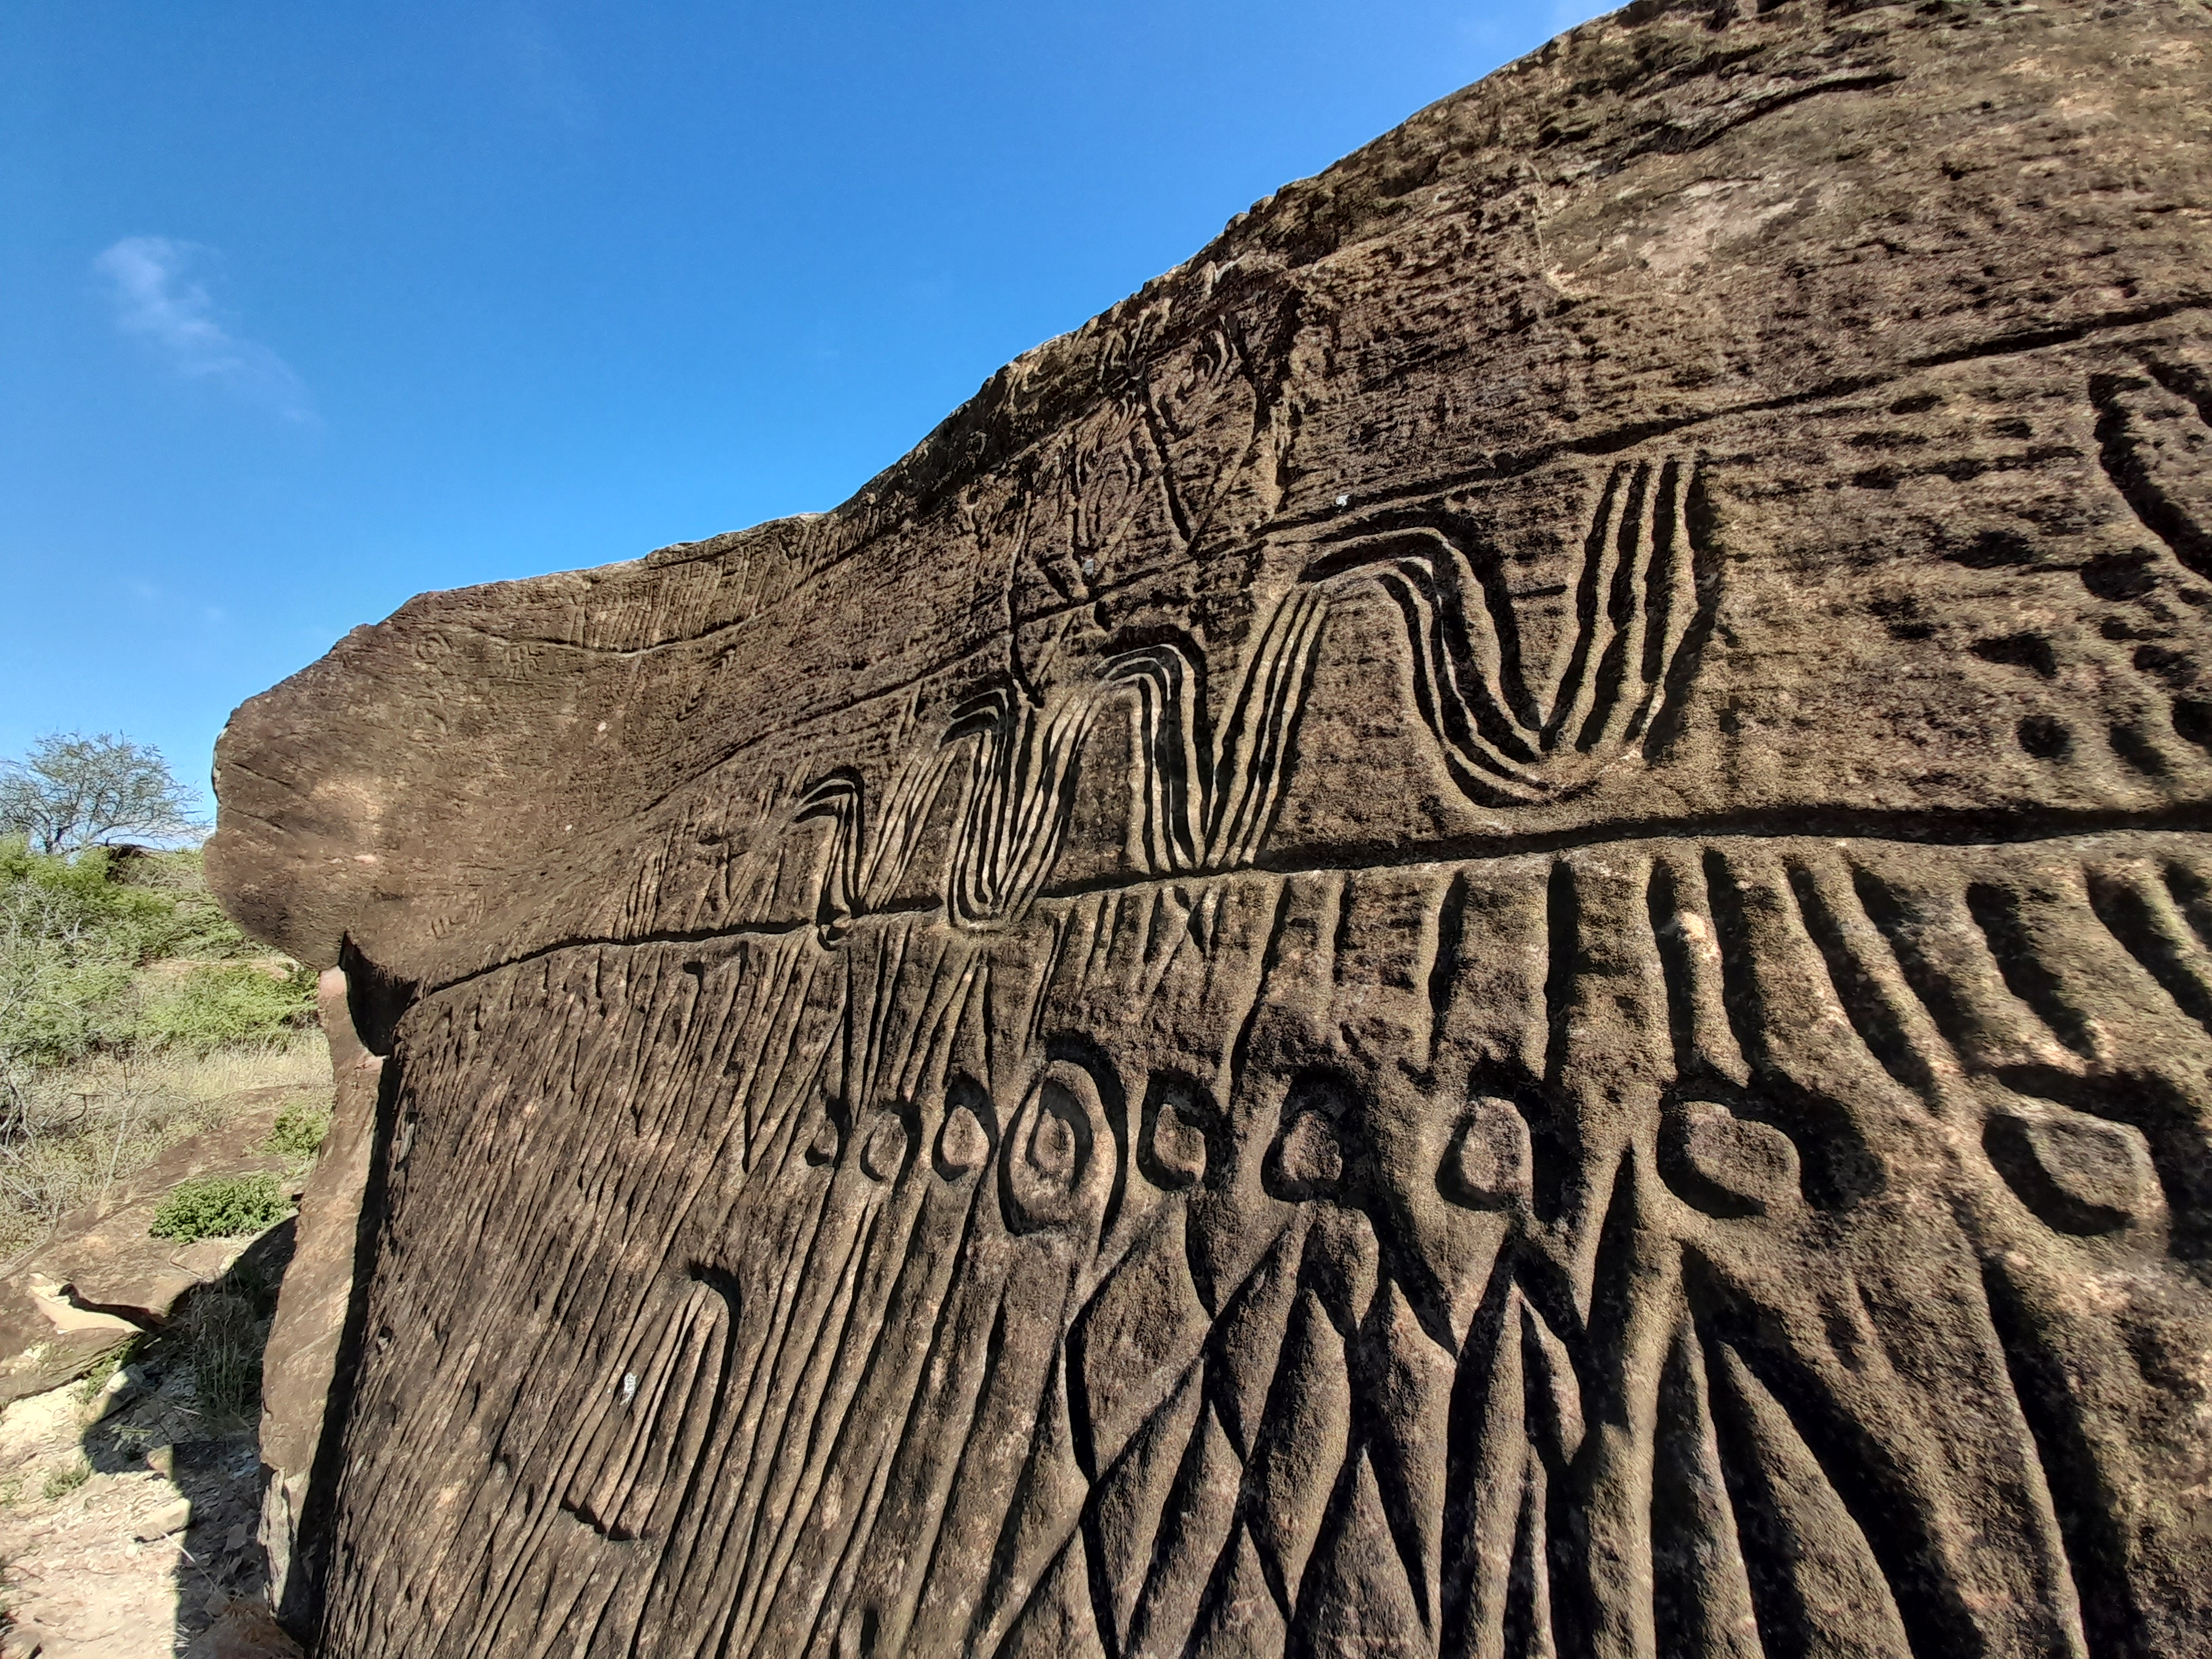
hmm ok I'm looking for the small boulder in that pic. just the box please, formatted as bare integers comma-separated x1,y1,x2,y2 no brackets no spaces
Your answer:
134,1496,192,1540
0,1274,138,1408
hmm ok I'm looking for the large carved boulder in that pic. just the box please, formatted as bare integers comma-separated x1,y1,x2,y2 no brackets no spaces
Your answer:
210,1,2212,1654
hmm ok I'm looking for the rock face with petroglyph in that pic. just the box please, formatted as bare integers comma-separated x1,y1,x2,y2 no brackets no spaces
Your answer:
209,2,2212,1654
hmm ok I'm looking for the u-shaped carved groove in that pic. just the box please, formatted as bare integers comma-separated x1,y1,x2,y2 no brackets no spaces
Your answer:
1103,583,1332,878
1300,455,1714,805
796,457,1719,945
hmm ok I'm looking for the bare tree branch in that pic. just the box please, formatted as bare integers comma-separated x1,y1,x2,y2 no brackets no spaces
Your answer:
0,732,205,855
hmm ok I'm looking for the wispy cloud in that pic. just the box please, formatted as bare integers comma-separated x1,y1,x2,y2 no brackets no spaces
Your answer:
92,236,314,422
499,5,595,132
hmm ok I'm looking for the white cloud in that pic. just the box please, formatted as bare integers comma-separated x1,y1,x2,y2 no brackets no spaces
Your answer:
92,236,314,422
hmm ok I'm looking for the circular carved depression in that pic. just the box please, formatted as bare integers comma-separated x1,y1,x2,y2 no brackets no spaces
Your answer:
1276,1113,1342,1191
1665,1101,1801,1218
1141,1076,1212,1191
1151,1104,1207,1188
804,1111,843,1168
937,1102,992,1178
1442,1097,1532,1210
1002,1061,1110,1233
1986,1110,2157,1234
1264,1070,1363,1203
859,1111,914,1183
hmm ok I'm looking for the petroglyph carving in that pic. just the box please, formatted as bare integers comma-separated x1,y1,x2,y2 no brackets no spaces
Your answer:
290,834,2212,1658
1308,457,1716,804
560,1269,739,1545
1107,585,1333,876
796,457,1705,940
209,3,2212,1653
2095,358,2212,583
793,754,966,943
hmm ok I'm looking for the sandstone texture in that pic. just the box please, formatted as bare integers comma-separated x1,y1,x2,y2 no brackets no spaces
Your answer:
258,970,383,1633
209,1,2212,1654
0,1275,139,1410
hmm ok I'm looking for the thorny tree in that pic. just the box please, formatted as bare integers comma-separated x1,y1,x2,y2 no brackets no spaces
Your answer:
0,733,204,855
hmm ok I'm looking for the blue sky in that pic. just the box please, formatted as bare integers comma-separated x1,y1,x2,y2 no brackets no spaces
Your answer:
1,1,1607,820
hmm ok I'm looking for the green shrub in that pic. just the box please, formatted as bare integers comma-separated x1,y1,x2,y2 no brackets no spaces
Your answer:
0,842,295,1076
149,1172,291,1243
0,841,191,949
0,946,136,1067
110,847,265,959
41,1457,89,1502
0,842,169,1070
139,962,316,1054
265,1098,332,1158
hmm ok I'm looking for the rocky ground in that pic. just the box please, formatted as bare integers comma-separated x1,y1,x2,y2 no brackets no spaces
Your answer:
0,1296,298,1657
0,1096,317,1657
0,1374,265,1656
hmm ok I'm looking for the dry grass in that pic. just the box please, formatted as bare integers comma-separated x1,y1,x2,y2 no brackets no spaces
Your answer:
0,1035,331,1263
183,1288,263,1425
39,1456,89,1503
112,1038,331,1105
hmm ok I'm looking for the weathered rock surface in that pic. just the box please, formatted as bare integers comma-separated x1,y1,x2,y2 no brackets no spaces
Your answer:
210,1,2212,1654
0,1275,139,1408
258,970,383,1635
0,1090,309,1414
32,1090,300,1327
